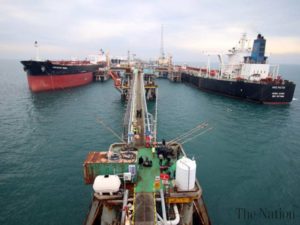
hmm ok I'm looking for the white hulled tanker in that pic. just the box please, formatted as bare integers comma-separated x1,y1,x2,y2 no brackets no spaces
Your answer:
181,34,296,104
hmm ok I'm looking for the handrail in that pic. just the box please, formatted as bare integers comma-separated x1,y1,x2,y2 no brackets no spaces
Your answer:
140,73,151,135
153,88,158,142
127,69,138,144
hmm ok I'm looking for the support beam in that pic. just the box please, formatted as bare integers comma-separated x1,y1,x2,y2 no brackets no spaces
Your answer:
121,189,129,225
160,189,167,224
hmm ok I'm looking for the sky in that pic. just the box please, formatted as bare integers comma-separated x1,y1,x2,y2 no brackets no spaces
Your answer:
1,0,300,64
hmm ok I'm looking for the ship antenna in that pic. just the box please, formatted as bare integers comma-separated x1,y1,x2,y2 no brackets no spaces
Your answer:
240,33,247,50
34,41,40,61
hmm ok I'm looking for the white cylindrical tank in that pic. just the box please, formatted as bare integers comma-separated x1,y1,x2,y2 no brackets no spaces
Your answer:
175,157,196,191
93,175,121,194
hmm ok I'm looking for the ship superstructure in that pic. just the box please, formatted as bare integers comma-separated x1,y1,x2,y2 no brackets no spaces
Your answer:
221,34,274,81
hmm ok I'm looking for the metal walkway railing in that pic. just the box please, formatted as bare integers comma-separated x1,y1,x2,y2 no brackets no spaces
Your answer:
123,68,155,146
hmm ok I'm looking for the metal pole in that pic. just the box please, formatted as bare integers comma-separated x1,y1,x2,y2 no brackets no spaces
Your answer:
34,41,39,61
160,189,167,224
121,189,129,225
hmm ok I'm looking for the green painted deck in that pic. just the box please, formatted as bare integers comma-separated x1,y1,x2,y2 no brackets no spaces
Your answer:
136,148,160,193
135,147,178,193
133,147,182,224
134,148,157,224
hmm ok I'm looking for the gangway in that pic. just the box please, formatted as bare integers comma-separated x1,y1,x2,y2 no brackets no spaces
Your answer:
83,65,211,225
124,69,156,224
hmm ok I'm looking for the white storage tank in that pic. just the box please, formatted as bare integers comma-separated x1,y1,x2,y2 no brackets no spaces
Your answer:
93,175,121,195
175,157,196,191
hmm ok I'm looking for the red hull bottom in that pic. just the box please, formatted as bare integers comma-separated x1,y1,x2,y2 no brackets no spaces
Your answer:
27,72,93,92
263,101,290,105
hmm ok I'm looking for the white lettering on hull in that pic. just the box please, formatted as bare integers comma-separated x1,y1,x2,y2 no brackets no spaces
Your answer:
272,86,285,90
272,92,285,98
52,66,68,70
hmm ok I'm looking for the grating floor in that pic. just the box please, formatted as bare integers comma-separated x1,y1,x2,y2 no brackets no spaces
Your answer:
134,193,155,225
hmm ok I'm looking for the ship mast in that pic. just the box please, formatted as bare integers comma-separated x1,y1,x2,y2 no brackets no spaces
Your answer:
239,33,247,50
127,50,130,66
106,51,110,67
34,41,40,61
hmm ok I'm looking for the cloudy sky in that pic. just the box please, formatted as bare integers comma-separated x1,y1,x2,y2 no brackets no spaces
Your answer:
1,0,300,64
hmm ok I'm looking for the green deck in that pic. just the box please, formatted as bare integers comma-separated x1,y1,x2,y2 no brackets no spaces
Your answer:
136,148,159,192
135,147,177,193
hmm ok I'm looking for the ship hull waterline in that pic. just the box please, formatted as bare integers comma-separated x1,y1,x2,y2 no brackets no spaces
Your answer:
181,73,296,104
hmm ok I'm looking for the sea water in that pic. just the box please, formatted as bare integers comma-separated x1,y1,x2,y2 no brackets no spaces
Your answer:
0,60,299,225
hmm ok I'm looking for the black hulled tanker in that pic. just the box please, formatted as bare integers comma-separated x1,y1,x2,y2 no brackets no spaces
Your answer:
181,34,296,104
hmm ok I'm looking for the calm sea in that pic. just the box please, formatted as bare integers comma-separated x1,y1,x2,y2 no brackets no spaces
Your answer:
0,60,299,225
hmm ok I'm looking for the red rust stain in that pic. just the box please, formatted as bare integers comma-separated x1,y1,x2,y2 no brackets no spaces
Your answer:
84,152,108,164
91,152,100,162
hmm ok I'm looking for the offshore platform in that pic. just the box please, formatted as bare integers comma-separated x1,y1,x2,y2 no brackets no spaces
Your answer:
82,63,211,225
